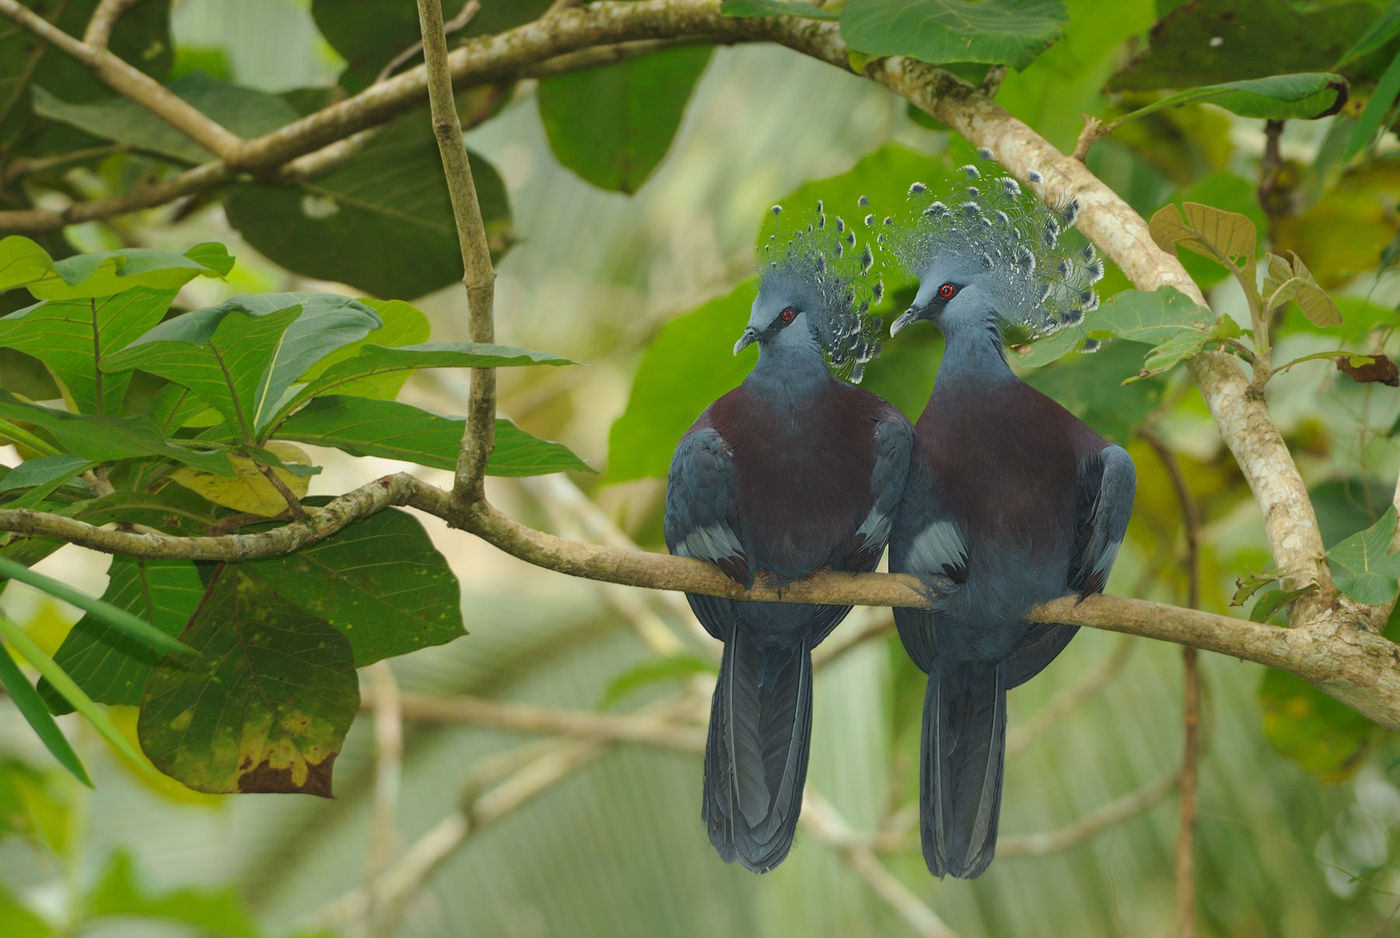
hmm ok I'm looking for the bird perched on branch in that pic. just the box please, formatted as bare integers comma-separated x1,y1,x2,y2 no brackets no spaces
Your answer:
884,153,1135,879
664,204,912,872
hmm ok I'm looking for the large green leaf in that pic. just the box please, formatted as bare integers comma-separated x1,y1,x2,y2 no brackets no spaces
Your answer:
242,506,463,666
1089,287,1236,381
0,879,52,938
39,559,206,715
0,287,177,414
31,72,299,164
1109,0,1378,91
1020,340,1164,443
311,0,553,89
280,341,574,420
0,391,231,474
0,454,92,508
276,396,594,477
607,280,755,483
224,111,512,299
138,566,358,796
1344,47,1400,158
102,293,382,438
537,46,713,194
0,0,172,147
840,0,1069,70
1259,668,1377,782
1327,506,1400,605
0,237,232,301
293,298,431,401
1113,72,1348,124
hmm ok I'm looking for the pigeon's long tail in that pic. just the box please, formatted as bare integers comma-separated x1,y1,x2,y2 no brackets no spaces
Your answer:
921,658,1007,879
703,627,813,873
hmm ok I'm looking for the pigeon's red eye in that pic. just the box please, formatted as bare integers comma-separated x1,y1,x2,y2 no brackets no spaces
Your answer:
938,283,956,299
780,307,796,323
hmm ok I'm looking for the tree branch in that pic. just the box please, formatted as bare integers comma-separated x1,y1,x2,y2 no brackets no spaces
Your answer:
82,0,147,49
415,0,498,505
0,0,243,161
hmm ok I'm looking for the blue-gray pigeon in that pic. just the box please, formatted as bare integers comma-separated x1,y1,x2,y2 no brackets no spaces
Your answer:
665,205,912,872
884,154,1136,878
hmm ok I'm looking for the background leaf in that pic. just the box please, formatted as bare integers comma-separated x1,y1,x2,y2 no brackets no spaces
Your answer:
840,0,1069,70
537,47,713,194
224,112,512,299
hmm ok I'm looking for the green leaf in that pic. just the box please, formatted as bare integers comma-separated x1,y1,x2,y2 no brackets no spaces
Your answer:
537,46,713,194
138,566,358,795
39,559,207,715
0,612,156,781
0,879,53,938
0,287,178,413
87,851,261,937
601,652,716,706
1260,668,1376,782
1149,201,1258,283
721,0,839,18
284,341,574,417
224,111,513,300
31,72,299,164
0,390,231,475
1344,48,1400,159
0,454,92,507
0,638,90,786
1091,287,1231,381
1020,341,1164,443
1335,0,1400,67
1262,251,1342,327
840,0,1069,70
294,298,432,401
0,758,73,853
242,506,463,665
276,395,593,477
0,237,231,301
608,280,757,483
312,0,553,90
0,0,172,147
1113,73,1347,125
1248,586,1315,624
0,554,194,661
102,293,382,438
1328,506,1400,605
1108,0,1378,92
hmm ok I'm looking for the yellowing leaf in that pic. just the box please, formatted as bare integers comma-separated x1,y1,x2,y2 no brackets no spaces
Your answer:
1149,201,1258,283
170,442,311,516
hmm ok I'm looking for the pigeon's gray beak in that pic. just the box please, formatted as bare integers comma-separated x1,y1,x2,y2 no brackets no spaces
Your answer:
890,307,921,337
733,327,759,355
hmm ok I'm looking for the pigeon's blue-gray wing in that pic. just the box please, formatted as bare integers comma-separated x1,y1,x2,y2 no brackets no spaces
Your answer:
841,409,914,573
1070,443,1136,599
890,461,967,669
665,426,748,641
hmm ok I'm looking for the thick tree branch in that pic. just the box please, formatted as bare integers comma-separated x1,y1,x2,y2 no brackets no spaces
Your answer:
415,0,497,505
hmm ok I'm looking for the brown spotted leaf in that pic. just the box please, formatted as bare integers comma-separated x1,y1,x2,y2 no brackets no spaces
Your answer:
138,566,357,796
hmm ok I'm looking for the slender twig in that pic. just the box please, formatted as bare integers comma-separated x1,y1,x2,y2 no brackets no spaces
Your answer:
1257,119,1287,247
376,0,479,83
0,0,243,161
1141,427,1204,938
83,0,147,49
802,792,961,938
998,771,1180,858
364,662,403,938
415,0,497,506
364,690,708,751
256,463,309,520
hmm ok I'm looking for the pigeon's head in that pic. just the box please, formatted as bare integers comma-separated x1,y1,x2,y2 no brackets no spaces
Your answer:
885,153,1104,345
734,201,885,383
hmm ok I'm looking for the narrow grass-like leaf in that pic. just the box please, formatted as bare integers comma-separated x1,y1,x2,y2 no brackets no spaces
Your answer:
0,634,90,785
0,555,193,660
0,613,156,781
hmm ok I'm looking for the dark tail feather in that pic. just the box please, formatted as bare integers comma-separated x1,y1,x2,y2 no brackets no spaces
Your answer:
703,629,813,873
921,659,1007,879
